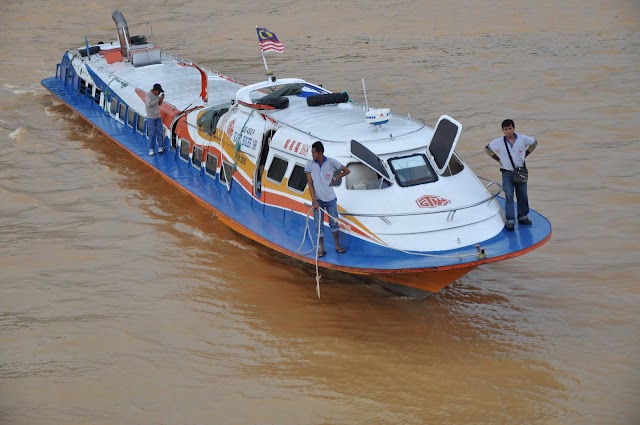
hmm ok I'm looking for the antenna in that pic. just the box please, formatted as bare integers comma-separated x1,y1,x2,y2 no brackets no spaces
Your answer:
361,78,391,129
362,78,369,111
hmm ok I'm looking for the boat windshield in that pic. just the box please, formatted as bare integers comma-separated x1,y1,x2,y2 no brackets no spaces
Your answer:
388,154,438,187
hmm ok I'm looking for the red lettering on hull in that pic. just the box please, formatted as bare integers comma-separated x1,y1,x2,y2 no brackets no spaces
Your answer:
416,194,451,208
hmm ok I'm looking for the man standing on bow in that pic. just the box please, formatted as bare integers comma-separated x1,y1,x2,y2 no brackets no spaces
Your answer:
305,141,351,256
485,119,538,231
145,83,165,156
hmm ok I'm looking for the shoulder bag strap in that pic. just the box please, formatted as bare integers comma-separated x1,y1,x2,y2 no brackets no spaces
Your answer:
503,138,526,169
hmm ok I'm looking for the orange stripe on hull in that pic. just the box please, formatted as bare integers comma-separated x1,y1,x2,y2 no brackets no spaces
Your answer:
260,184,382,244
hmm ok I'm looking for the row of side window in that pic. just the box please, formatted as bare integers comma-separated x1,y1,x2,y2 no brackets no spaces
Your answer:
107,93,145,135
176,137,307,194
74,74,146,136
179,139,221,180
266,156,307,193
76,77,101,105
178,138,241,188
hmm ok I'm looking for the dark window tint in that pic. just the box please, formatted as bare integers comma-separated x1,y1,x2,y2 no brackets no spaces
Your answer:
220,161,234,183
179,139,190,161
266,156,288,183
127,108,135,128
287,164,308,192
136,115,145,134
440,153,465,176
192,147,203,168
118,103,126,121
429,118,459,170
205,153,218,177
350,139,390,180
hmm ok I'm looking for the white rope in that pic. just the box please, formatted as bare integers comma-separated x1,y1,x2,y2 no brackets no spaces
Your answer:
315,217,321,298
296,206,333,299
296,205,482,298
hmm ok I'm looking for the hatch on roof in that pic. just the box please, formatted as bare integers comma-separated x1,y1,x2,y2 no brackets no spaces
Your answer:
428,115,462,175
348,139,392,182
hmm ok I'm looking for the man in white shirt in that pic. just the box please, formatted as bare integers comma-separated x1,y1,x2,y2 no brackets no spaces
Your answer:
485,119,538,231
305,141,351,256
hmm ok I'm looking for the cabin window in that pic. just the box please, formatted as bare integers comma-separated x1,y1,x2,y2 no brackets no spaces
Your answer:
118,103,126,121
219,160,234,183
79,78,86,95
179,139,190,161
136,115,145,134
87,83,94,99
345,162,378,190
205,152,218,177
388,154,438,187
266,156,288,183
94,88,101,105
127,108,135,128
439,153,465,177
287,164,308,192
192,146,203,169
110,98,118,115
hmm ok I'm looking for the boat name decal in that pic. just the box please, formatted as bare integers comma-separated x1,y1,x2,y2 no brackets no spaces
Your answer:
283,139,310,156
416,194,451,208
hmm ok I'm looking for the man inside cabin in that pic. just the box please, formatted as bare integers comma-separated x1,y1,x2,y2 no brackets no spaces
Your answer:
145,83,165,156
485,119,538,231
305,141,351,257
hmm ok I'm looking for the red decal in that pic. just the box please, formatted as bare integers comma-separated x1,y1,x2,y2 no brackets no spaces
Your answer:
284,139,290,149
294,142,301,153
226,119,235,139
416,194,451,208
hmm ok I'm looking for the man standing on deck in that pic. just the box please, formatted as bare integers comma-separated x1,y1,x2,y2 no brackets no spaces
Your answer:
485,119,538,231
145,83,165,156
305,141,351,256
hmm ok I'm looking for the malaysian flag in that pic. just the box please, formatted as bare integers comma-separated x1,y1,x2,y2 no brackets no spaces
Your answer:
256,28,284,53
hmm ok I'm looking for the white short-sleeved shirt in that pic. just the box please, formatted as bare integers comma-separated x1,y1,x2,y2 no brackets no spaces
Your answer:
304,156,344,202
487,133,536,170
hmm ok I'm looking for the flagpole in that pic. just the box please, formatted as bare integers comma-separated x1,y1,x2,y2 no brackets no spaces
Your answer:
260,47,268,71
262,50,274,81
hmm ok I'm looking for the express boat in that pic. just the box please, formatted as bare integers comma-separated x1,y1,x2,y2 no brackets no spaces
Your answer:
41,11,551,299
